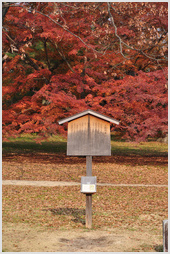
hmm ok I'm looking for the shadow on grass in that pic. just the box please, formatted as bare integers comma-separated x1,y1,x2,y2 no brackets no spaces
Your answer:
2,141,67,155
111,145,168,158
3,140,168,157
2,138,168,167
43,208,85,225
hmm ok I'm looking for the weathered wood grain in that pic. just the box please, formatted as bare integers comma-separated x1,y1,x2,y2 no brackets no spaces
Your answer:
67,115,111,156
86,194,92,228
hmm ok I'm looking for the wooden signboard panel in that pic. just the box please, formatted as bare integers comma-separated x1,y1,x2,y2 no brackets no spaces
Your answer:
67,115,111,156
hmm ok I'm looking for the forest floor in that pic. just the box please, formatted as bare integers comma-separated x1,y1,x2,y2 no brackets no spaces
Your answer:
2,140,168,252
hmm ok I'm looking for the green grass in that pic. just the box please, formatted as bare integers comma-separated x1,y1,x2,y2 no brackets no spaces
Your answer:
2,134,67,155
111,140,168,157
2,134,168,157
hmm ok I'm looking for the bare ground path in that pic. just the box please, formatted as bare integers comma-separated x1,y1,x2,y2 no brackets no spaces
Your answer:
2,179,168,187
2,222,163,252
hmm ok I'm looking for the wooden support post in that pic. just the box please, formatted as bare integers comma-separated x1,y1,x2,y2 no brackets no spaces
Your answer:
86,155,92,176
86,194,92,228
86,155,92,228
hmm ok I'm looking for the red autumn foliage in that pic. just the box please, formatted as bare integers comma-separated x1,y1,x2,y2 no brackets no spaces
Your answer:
2,2,168,141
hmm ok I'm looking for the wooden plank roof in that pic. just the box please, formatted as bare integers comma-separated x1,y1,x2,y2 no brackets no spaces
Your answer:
58,109,120,125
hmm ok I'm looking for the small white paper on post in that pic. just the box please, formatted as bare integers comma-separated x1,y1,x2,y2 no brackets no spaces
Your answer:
82,184,96,193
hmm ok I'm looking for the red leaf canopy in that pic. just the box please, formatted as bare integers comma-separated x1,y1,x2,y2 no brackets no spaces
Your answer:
2,2,168,141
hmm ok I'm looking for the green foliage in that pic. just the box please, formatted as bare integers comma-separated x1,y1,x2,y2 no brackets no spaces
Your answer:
34,41,44,51
5,52,16,58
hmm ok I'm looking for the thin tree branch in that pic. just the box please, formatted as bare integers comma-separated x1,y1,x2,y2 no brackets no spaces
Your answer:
44,39,51,70
107,3,133,60
107,2,167,62
52,41,75,73
2,2,14,24
3,3,168,65
35,10,101,56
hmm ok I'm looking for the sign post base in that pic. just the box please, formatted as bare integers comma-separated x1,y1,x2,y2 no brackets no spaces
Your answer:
86,194,92,228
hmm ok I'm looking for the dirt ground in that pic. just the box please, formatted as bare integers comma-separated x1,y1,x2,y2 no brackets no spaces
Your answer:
2,222,162,252
2,152,167,252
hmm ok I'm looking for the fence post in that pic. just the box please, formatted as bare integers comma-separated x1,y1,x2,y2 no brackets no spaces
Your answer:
163,220,168,252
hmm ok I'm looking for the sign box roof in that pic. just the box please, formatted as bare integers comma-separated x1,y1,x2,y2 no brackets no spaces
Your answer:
58,109,119,125
58,109,119,156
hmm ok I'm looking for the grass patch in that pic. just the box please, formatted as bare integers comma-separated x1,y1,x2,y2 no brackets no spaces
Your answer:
2,134,67,155
111,141,168,157
2,134,168,157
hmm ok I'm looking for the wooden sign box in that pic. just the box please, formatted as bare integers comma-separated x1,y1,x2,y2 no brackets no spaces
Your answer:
58,109,119,228
58,109,119,156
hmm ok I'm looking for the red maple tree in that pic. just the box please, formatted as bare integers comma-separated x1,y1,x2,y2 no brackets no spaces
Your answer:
2,2,168,141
